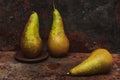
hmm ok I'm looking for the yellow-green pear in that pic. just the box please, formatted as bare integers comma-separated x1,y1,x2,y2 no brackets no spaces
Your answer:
67,48,113,76
21,11,42,58
48,5,69,57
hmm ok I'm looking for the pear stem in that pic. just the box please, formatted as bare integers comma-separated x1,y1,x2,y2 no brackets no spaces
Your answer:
53,0,56,9
67,72,71,75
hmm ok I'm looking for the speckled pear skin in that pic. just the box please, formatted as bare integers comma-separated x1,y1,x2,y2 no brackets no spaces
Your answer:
48,8,69,57
21,11,42,58
69,48,113,76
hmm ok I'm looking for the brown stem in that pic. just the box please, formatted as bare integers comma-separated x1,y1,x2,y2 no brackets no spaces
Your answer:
53,0,56,9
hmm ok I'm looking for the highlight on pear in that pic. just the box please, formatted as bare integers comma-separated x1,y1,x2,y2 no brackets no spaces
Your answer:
21,11,42,59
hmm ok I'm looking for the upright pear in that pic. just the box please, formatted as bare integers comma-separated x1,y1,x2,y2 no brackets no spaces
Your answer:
21,11,42,58
48,6,69,57
68,48,113,76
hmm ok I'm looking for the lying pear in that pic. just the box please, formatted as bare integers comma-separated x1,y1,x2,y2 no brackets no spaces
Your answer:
67,48,113,76
21,11,42,58
48,6,69,57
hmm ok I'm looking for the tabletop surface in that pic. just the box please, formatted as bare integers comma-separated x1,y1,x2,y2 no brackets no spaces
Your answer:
0,51,120,80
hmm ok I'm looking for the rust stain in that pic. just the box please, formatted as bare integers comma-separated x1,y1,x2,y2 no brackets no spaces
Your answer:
115,1,120,24
47,63,61,70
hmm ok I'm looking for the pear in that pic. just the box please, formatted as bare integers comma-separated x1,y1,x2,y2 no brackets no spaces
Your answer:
48,5,69,57
67,48,113,76
21,11,42,58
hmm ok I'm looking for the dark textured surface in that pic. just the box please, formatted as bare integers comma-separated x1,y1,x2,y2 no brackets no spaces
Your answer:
0,51,120,80
0,0,120,52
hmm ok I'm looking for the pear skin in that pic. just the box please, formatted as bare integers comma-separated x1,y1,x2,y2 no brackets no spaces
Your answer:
68,48,113,76
21,11,42,58
48,8,69,57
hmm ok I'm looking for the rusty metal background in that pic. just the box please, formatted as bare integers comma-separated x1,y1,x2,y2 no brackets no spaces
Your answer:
0,0,120,53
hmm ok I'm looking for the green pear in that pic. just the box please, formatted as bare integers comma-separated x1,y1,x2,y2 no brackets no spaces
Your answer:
67,48,113,76
21,11,42,58
48,5,69,57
